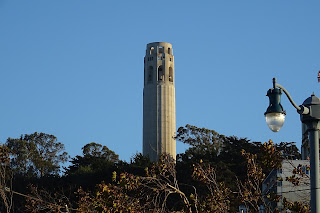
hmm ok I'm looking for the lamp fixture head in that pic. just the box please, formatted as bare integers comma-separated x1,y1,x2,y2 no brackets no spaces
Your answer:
265,88,286,132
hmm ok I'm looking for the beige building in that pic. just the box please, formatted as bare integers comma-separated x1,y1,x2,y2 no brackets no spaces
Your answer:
143,42,176,161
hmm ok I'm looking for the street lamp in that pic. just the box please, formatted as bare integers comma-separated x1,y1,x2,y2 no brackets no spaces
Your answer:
265,78,320,213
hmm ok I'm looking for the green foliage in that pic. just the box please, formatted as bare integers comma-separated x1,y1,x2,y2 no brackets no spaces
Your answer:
5,132,69,178
66,142,119,176
126,153,152,176
64,142,123,193
130,152,151,167
176,124,225,159
82,142,119,162
1,126,305,212
276,142,301,160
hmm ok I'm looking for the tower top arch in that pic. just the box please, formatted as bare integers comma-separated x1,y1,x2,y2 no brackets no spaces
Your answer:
146,42,173,55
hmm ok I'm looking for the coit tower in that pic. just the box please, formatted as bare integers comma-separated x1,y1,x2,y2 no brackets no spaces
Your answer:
143,42,176,161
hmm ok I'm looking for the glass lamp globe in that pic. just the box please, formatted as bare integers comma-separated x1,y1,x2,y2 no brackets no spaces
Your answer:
265,112,285,132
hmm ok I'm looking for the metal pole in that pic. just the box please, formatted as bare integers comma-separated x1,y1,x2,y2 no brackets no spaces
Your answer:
308,126,320,213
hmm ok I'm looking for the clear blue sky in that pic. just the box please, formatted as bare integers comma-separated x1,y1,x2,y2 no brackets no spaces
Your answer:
1,0,319,162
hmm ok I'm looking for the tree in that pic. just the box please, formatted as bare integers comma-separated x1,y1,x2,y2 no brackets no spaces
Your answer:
175,125,307,212
4,126,305,212
175,125,265,211
130,152,151,167
6,132,69,178
82,142,119,162
260,140,283,175
276,142,301,160
176,124,225,161
76,154,235,212
77,155,193,212
237,149,274,213
0,144,13,213
77,178,143,212
66,142,119,176
24,184,73,213
218,136,261,182
175,124,226,187
239,140,309,213
192,161,231,212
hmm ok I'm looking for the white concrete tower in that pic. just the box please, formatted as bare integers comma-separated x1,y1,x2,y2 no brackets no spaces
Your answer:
143,42,176,161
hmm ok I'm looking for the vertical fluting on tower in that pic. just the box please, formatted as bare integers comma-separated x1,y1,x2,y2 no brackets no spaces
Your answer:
143,42,176,161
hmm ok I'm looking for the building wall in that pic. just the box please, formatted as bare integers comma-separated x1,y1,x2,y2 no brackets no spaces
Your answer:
262,160,311,212
143,42,176,161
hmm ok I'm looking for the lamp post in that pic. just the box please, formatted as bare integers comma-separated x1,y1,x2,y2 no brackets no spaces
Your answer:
265,78,320,213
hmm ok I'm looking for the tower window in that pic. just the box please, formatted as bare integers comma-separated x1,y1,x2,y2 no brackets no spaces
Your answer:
169,67,173,82
158,66,164,81
148,66,153,83
150,47,154,55
168,48,171,54
159,46,164,53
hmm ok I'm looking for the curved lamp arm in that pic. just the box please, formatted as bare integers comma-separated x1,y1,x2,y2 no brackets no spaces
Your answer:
266,78,310,132
273,78,301,111
273,78,309,115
